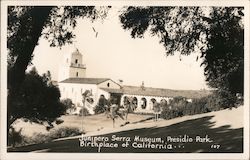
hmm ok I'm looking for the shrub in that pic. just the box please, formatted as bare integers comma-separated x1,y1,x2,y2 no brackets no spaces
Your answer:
94,105,106,114
161,108,181,120
8,127,24,147
61,98,75,114
160,97,187,120
214,90,238,109
48,127,82,139
204,94,221,111
94,95,108,114
79,107,90,116
9,127,83,147
24,133,52,144
183,97,210,115
161,94,222,120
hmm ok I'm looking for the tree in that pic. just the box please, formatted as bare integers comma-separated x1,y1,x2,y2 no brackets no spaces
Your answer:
201,8,244,108
7,6,110,131
106,97,124,128
123,96,132,121
119,7,244,107
8,6,110,91
8,67,66,131
61,98,75,114
94,95,108,114
122,96,137,122
119,7,207,56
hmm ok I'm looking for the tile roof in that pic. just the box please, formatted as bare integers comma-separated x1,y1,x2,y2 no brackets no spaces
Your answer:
101,85,211,99
59,78,110,84
59,78,211,99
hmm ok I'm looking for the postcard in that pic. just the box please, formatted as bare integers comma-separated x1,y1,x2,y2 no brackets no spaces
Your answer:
1,0,249,160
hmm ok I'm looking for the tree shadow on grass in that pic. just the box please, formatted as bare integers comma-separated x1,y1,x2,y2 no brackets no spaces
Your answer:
8,116,243,153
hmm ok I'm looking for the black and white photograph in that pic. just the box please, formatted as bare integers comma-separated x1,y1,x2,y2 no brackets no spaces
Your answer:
0,0,249,160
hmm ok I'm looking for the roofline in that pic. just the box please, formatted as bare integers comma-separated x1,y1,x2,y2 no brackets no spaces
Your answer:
58,78,110,84
100,85,211,99
96,78,111,84
122,85,212,92
97,79,122,87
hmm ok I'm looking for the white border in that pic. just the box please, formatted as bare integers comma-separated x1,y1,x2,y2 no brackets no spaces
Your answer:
1,0,249,160
0,2,8,160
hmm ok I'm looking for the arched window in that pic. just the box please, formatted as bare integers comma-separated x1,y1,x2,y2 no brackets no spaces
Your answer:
141,98,147,109
132,97,138,109
75,59,78,64
107,83,110,87
76,72,78,77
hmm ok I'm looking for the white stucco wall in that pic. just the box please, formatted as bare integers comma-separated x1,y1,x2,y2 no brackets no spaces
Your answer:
98,79,121,89
59,83,98,107
69,67,86,78
59,82,113,115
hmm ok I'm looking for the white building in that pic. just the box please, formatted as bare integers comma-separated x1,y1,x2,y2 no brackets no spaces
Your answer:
58,49,123,114
58,49,210,114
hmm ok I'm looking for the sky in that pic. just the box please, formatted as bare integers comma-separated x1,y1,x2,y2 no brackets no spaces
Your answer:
30,7,208,90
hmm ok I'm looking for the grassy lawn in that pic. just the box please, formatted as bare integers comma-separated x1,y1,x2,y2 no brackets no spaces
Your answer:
10,107,243,153
14,113,154,137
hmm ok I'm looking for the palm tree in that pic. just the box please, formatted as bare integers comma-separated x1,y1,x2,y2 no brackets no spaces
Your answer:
106,98,124,128
81,90,93,132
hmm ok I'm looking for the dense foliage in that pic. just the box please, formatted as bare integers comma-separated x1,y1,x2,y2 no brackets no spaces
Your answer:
79,108,90,116
61,98,75,114
201,8,244,107
8,6,110,91
94,95,109,114
7,6,110,133
8,68,66,130
8,126,82,147
161,94,224,120
120,7,244,108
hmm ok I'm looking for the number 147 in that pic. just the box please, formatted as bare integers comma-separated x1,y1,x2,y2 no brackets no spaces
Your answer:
211,144,220,149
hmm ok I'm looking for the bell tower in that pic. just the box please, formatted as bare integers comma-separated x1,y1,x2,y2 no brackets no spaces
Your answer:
58,49,86,81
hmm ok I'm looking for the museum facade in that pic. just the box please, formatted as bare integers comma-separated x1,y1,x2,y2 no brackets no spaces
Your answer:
58,49,209,114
